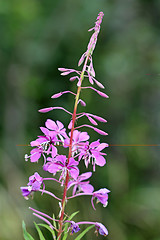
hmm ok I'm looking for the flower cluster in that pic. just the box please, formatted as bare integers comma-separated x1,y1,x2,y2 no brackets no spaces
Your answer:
21,11,110,239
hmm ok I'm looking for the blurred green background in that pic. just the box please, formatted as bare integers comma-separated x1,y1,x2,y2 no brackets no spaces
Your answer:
0,0,160,239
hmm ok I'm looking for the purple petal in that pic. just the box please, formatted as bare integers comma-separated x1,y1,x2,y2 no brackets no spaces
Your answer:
56,120,64,130
56,155,67,165
21,187,31,197
79,132,90,142
80,183,94,193
94,188,110,207
90,139,100,148
78,172,92,181
47,163,60,174
67,180,76,190
94,155,106,166
51,146,57,158
40,127,50,136
68,157,79,167
69,167,79,180
68,120,72,129
34,172,42,182
96,143,108,151
95,222,108,236
45,119,57,130
30,149,41,162
72,130,79,140
30,138,44,147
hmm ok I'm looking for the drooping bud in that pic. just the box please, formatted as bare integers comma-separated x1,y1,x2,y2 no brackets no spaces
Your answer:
89,114,107,123
94,79,105,89
79,99,86,107
39,107,54,113
51,92,63,99
78,52,86,66
70,76,79,81
86,115,98,125
97,90,109,98
93,127,108,135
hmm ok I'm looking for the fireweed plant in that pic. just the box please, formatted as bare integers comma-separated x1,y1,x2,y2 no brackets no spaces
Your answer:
21,12,110,240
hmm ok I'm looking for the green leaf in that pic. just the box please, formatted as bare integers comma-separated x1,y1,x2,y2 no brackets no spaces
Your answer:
62,211,79,240
37,223,56,240
62,230,68,240
22,221,35,240
52,213,57,230
34,222,46,240
74,225,94,240
67,211,79,221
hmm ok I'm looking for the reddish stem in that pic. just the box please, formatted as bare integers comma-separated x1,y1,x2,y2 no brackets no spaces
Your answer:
57,56,89,240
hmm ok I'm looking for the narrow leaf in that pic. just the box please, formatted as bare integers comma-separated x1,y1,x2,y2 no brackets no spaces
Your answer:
34,222,45,240
52,213,57,230
37,223,56,240
67,211,79,221
22,221,35,240
74,225,94,240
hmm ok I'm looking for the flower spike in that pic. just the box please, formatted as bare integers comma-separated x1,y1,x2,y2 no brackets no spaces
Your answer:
21,12,110,240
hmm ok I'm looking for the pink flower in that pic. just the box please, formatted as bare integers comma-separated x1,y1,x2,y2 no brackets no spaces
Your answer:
69,221,81,234
91,188,110,209
27,127,57,163
64,130,90,155
79,139,108,171
68,172,94,195
21,172,43,199
45,119,67,143
95,222,108,236
44,155,79,181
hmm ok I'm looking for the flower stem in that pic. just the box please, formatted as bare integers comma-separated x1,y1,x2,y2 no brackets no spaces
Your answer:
57,55,90,240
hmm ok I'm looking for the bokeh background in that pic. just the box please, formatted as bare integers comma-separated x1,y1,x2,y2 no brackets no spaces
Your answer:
0,0,160,239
